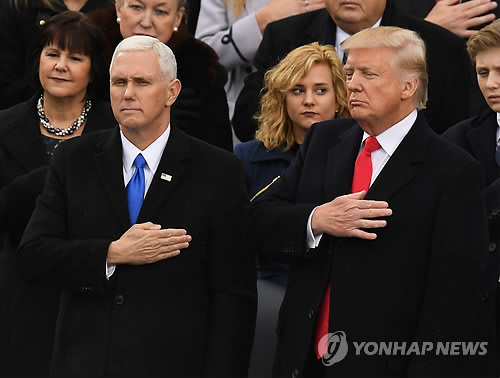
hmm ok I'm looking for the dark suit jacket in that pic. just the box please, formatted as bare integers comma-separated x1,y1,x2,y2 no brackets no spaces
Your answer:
233,0,474,141
443,109,500,373
0,95,116,377
17,126,257,377
249,114,491,377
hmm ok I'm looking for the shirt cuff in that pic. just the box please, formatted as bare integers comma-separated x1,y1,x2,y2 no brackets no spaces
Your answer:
306,206,323,249
106,263,116,280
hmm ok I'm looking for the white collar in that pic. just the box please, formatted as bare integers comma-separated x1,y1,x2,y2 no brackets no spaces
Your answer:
361,109,418,156
496,112,500,146
120,125,171,174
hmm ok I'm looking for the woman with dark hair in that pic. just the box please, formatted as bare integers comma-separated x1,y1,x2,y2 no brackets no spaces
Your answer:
0,0,114,110
0,11,116,377
89,0,233,151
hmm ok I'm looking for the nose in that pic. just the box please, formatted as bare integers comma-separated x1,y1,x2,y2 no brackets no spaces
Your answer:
303,89,315,106
486,72,500,89
346,71,361,92
54,56,68,71
140,9,153,28
123,82,135,100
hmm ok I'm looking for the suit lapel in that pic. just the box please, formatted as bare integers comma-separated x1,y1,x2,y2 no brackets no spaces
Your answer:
367,114,427,201
137,127,191,223
466,112,498,184
324,126,363,200
94,128,130,230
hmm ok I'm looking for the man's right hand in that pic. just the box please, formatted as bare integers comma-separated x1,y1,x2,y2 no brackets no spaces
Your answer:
311,191,392,240
107,222,191,265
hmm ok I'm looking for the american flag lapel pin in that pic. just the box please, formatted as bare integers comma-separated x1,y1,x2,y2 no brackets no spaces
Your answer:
160,173,172,182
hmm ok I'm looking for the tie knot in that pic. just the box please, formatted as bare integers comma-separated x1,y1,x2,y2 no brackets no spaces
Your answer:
364,136,380,154
134,153,146,169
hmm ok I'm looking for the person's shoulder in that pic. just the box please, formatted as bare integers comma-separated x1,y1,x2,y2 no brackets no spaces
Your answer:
0,97,36,136
310,118,358,139
442,109,496,145
177,127,238,164
234,139,263,156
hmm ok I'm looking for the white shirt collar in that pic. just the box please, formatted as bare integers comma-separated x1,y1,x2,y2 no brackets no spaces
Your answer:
336,17,383,57
496,113,500,147
120,125,171,175
361,109,418,156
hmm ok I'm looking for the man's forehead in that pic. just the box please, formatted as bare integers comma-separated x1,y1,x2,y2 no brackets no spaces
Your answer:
111,50,161,75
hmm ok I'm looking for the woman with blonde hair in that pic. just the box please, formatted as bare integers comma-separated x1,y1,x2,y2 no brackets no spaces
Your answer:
196,0,325,120
235,42,350,198
234,42,351,377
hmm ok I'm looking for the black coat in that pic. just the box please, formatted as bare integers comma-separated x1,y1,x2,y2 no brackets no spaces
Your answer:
0,0,114,110
443,109,500,374
249,114,491,377
17,126,256,377
233,0,475,141
0,95,116,377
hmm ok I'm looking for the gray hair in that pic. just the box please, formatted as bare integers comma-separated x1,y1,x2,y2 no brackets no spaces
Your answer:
343,26,428,110
110,35,177,81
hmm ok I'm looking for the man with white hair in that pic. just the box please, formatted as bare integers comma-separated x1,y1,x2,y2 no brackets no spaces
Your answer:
249,26,492,377
17,35,256,377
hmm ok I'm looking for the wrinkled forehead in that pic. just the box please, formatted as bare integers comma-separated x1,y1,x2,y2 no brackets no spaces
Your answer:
111,50,162,77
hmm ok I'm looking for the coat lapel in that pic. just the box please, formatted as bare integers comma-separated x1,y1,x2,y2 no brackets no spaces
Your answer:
137,127,191,223
466,111,498,184
324,125,363,200
94,128,130,230
367,114,427,202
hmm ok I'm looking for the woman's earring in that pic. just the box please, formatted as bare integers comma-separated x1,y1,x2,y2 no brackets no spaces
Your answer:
173,26,178,32
116,17,121,24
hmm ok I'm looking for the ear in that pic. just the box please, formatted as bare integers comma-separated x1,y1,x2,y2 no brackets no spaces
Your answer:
401,78,418,101
115,1,122,19
175,7,185,29
166,79,182,107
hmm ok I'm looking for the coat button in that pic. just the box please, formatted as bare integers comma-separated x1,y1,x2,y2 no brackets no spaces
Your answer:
308,309,314,319
291,368,299,378
114,295,125,305
489,242,497,253
481,289,489,302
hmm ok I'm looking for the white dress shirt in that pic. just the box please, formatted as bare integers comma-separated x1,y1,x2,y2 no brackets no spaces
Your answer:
496,112,500,148
306,110,418,248
106,125,172,278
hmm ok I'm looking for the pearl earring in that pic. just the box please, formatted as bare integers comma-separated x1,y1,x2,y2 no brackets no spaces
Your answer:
116,17,121,24
173,26,178,32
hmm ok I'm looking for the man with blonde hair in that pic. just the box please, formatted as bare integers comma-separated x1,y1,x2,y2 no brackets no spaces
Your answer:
249,26,491,377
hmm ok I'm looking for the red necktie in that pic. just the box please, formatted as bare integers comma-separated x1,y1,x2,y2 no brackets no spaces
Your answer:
314,136,380,359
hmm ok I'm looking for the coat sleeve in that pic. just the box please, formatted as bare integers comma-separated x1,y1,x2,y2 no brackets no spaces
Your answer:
202,155,257,377
195,0,263,70
248,127,319,258
16,143,112,295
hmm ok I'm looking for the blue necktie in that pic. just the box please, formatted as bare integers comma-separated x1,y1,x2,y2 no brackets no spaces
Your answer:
127,153,146,225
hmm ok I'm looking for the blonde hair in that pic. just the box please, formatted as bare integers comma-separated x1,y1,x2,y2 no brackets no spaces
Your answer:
224,0,245,18
467,19,500,64
255,43,350,151
343,26,428,110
